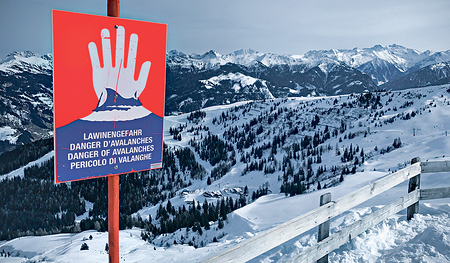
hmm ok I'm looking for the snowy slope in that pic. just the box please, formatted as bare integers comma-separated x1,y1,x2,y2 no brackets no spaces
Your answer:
0,51,54,150
0,151,54,182
1,167,449,262
2,85,450,262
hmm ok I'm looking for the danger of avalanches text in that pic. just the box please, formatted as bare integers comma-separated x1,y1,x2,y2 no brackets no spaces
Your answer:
66,129,155,170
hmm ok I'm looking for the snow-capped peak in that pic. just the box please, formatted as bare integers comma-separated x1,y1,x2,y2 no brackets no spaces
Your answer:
167,44,444,75
0,51,53,75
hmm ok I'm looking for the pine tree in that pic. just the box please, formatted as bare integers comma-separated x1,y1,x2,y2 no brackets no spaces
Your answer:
218,218,224,229
80,243,89,250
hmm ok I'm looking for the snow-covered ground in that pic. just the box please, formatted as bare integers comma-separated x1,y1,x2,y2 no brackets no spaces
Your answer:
1,169,449,263
1,85,450,262
0,151,54,181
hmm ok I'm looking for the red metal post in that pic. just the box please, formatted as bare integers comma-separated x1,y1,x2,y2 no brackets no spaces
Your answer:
108,0,120,17
108,175,120,263
107,2,120,263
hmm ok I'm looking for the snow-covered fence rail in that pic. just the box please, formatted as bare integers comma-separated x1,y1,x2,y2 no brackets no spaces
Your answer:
203,158,450,263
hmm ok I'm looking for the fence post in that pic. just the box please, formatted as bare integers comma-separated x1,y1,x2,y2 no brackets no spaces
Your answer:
317,192,331,263
407,157,421,220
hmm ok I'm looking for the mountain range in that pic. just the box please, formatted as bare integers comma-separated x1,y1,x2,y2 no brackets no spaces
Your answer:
166,44,450,113
1,44,450,149
1,44,450,262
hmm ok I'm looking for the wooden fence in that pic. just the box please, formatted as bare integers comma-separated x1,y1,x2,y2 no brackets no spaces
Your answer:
202,158,450,263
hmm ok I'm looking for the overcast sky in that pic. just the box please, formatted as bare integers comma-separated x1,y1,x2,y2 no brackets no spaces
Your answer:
1,0,450,59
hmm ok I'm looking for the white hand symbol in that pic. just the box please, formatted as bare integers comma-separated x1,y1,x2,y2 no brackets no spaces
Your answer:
88,26,151,107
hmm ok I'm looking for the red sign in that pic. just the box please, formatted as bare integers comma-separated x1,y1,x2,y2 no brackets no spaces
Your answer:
53,10,167,183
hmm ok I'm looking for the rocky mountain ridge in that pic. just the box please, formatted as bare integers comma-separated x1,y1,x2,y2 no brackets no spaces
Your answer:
165,44,450,114
0,51,53,152
1,45,449,151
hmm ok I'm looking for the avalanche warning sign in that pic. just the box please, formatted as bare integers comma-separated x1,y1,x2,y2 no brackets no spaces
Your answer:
52,10,167,183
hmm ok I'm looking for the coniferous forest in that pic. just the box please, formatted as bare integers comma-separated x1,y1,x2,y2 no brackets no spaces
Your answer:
0,140,244,245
